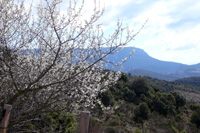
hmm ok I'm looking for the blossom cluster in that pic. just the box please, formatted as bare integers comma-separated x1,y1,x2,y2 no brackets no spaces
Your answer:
0,0,138,129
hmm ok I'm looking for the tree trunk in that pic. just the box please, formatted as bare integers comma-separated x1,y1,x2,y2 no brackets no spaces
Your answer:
0,104,12,133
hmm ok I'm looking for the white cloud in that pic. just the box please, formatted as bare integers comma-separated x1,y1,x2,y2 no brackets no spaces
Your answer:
124,0,200,64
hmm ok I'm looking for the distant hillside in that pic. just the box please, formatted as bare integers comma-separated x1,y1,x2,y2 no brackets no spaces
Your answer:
128,69,178,81
168,68,200,79
105,47,200,79
174,77,200,87
143,76,200,104
129,69,200,81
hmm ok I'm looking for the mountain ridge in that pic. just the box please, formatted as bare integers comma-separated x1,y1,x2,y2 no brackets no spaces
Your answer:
106,47,200,80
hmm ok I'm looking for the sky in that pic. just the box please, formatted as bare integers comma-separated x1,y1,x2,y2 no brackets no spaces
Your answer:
24,0,200,65
84,0,200,65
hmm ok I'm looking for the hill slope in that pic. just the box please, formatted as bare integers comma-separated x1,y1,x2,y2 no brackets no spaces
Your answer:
128,69,178,81
89,75,200,132
174,77,200,87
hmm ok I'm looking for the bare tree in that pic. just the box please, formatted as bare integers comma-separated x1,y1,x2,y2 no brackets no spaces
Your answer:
0,0,140,130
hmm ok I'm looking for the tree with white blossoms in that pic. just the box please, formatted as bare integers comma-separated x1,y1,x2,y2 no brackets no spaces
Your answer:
0,0,141,130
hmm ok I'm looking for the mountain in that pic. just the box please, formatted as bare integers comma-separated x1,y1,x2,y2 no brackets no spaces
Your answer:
106,47,200,80
106,47,189,73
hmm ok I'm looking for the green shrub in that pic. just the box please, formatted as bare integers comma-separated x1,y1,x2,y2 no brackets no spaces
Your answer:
89,118,101,127
107,118,120,126
191,109,200,128
180,130,187,133
122,87,136,103
133,128,143,133
190,103,200,111
172,126,180,133
129,77,150,97
172,126,187,133
41,112,77,132
105,126,127,133
105,126,116,133
175,114,182,121
134,102,151,124
100,90,114,107
171,92,186,108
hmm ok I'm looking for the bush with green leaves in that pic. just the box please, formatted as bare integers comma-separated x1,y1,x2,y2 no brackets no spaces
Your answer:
191,109,200,128
122,87,136,102
172,126,187,133
17,112,77,133
190,103,200,111
107,118,120,126
171,92,186,108
99,90,115,107
128,77,150,97
134,102,151,124
105,126,127,133
142,91,177,115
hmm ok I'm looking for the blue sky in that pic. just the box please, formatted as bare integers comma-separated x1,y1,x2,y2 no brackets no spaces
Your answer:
88,0,200,65
25,0,200,65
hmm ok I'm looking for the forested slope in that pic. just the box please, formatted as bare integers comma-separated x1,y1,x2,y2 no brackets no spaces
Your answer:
89,75,200,132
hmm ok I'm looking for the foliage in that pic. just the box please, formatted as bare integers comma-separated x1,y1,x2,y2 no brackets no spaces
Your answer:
40,112,77,133
128,77,150,96
89,117,102,127
134,102,151,124
191,109,200,128
105,126,126,133
119,73,129,82
190,103,200,111
99,90,115,107
89,75,200,133
122,87,136,102
107,118,120,126
172,126,187,133
142,91,177,115
133,128,143,133
171,92,186,108
174,77,200,87
14,112,77,133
